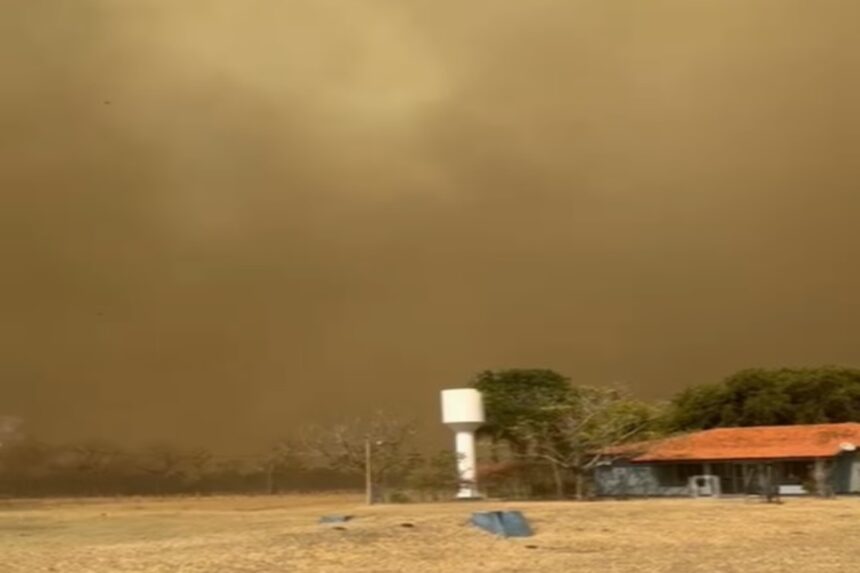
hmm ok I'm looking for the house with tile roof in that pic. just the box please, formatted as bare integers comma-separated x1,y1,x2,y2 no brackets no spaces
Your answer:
595,423,860,497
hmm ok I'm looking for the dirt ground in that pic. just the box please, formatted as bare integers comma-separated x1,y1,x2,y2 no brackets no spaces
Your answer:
2,494,859,573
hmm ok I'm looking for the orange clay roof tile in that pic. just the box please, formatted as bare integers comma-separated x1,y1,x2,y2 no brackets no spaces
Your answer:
611,423,860,463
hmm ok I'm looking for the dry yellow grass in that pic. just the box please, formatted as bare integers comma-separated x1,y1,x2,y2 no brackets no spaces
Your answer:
2,494,859,572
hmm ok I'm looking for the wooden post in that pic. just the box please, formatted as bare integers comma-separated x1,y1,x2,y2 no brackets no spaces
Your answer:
365,438,373,505
813,458,832,498
549,461,564,499
766,464,774,502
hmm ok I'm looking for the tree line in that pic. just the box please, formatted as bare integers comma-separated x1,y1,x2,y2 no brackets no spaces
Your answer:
0,436,351,498
2,365,859,500
664,366,860,431
0,413,459,501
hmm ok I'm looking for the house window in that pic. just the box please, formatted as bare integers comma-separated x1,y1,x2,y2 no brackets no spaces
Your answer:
782,461,812,485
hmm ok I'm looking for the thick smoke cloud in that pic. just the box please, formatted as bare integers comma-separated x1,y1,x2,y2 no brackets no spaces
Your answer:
2,1,859,450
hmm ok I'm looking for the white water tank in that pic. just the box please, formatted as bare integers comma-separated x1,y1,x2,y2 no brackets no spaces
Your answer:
441,388,485,499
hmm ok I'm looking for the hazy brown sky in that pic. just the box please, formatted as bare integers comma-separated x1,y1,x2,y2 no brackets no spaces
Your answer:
2,1,859,451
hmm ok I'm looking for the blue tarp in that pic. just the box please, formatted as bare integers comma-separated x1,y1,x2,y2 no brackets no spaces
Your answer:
471,511,533,537
319,514,353,524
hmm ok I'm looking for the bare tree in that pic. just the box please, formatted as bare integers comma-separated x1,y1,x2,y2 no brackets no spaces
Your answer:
404,451,460,501
259,440,305,494
301,411,417,503
64,439,127,495
0,416,23,449
0,438,54,497
515,386,659,499
137,443,189,494
183,447,213,494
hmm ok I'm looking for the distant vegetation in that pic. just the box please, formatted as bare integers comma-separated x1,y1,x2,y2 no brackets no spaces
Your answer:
0,435,359,498
0,412,454,501
2,366,859,500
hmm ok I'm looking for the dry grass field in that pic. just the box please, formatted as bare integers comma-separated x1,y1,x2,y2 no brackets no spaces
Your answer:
2,494,859,573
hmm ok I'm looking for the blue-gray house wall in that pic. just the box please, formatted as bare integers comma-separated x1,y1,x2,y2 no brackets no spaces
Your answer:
852,454,860,492
594,452,860,497
594,462,689,497
833,452,860,493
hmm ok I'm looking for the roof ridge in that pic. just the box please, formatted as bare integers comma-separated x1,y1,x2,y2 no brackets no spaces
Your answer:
704,421,860,432
627,422,860,463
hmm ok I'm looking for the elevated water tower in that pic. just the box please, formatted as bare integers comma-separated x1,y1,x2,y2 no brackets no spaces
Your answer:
441,388,485,499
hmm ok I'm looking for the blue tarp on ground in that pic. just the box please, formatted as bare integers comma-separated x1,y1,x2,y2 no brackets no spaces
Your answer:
471,511,533,537
319,515,353,524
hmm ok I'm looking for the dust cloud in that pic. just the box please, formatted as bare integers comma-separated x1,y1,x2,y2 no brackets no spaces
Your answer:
2,1,859,450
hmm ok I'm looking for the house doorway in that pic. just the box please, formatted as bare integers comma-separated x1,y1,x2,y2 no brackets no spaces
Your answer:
710,462,749,494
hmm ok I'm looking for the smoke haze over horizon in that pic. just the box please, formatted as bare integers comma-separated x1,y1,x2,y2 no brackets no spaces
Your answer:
2,1,860,451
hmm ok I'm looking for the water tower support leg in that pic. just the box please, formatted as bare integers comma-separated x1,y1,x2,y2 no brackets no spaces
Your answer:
456,431,479,498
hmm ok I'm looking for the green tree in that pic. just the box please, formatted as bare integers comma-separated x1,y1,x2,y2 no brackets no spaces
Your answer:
471,369,573,452
666,366,860,431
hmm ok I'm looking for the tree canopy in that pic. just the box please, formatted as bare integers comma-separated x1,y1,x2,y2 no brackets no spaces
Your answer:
665,366,860,431
470,369,573,448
